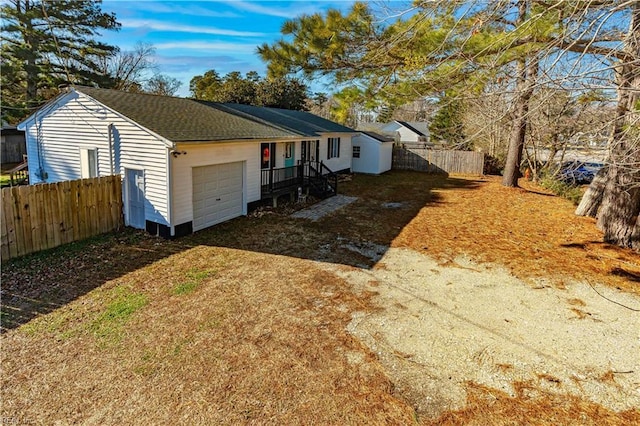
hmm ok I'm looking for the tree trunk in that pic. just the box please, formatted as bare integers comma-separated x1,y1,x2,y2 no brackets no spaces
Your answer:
596,166,640,249
502,56,538,187
582,4,640,249
502,1,537,187
575,166,607,217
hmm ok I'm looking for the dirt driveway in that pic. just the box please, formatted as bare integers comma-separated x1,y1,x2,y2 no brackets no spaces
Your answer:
321,247,639,419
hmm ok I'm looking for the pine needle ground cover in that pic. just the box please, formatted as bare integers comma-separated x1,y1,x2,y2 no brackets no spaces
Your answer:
1,171,637,424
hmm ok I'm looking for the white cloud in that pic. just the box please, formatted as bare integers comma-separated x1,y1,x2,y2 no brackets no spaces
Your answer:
154,41,259,53
223,0,338,19
125,2,241,18
153,54,249,71
120,18,267,37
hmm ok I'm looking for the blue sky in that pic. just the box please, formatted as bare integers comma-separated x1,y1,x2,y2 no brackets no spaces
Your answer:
101,0,356,97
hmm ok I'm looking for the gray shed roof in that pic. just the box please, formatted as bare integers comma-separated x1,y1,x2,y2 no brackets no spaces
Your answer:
74,86,300,142
361,131,394,143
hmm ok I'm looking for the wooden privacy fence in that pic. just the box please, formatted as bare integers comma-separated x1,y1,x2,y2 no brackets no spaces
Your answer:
393,147,484,175
1,175,123,261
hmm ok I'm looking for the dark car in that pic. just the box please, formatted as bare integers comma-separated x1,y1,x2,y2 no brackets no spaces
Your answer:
558,161,604,185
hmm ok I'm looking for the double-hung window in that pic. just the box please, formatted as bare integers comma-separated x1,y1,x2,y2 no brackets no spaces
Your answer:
352,146,361,158
327,137,340,159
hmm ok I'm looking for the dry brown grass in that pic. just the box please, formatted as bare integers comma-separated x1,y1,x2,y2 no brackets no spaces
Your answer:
2,171,638,424
2,247,416,424
386,175,639,295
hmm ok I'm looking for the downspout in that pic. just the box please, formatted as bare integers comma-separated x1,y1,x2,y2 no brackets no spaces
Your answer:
108,123,114,175
167,145,174,236
34,109,48,181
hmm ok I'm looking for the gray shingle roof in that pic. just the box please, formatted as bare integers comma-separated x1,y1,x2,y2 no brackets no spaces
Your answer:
211,103,355,137
75,86,300,142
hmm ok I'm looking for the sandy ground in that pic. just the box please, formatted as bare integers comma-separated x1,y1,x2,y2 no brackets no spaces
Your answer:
321,246,640,419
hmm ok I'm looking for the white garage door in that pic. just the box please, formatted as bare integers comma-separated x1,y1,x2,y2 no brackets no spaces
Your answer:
192,162,244,231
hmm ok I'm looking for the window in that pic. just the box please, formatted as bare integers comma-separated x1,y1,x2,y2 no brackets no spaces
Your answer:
352,146,361,158
80,148,98,178
328,137,340,159
285,143,293,159
301,140,319,162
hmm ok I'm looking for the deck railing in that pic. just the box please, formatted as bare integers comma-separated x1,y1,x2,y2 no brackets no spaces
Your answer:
260,161,338,198
7,160,28,186
261,164,303,195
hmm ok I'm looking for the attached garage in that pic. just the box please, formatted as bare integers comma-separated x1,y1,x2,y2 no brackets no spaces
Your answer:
192,162,244,231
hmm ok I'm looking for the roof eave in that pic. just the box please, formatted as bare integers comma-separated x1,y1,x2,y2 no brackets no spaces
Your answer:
174,135,309,145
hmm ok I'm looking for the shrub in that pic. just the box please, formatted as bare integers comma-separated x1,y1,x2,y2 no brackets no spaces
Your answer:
539,174,584,205
484,154,504,175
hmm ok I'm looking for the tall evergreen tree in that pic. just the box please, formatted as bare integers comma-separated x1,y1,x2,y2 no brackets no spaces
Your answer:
1,0,120,123
429,92,466,147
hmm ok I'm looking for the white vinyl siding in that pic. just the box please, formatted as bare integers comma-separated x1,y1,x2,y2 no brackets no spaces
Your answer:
351,133,393,174
381,122,430,144
272,141,301,169
380,140,393,173
320,133,352,172
22,91,170,226
396,126,422,143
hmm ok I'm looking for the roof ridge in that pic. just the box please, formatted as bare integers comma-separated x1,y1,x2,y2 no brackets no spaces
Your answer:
72,84,188,102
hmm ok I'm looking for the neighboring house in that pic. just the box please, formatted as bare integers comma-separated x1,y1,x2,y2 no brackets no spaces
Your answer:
351,131,394,174
381,120,431,145
1,125,27,164
18,86,356,237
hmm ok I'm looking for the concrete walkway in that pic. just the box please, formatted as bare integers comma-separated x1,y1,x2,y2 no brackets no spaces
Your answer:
291,195,358,221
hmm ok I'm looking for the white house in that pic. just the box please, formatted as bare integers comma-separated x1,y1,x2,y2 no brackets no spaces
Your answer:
18,86,356,237
351,131,394,174
381,120,431,145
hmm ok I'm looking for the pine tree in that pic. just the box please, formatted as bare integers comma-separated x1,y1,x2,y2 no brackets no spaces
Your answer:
429,93,466,148
1,0,120,123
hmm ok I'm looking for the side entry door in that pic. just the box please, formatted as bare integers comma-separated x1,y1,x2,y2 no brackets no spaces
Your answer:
126,169,145,229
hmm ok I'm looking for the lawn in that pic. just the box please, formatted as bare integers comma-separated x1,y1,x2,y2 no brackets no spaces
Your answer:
2,171,638,425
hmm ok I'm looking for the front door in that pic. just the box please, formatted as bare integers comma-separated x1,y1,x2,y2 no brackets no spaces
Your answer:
284,143,295,178
284,143,295,168
126,169,145,229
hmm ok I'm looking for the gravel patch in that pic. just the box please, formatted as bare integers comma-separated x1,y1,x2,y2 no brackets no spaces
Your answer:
322,247,640,418
290,195,358,221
